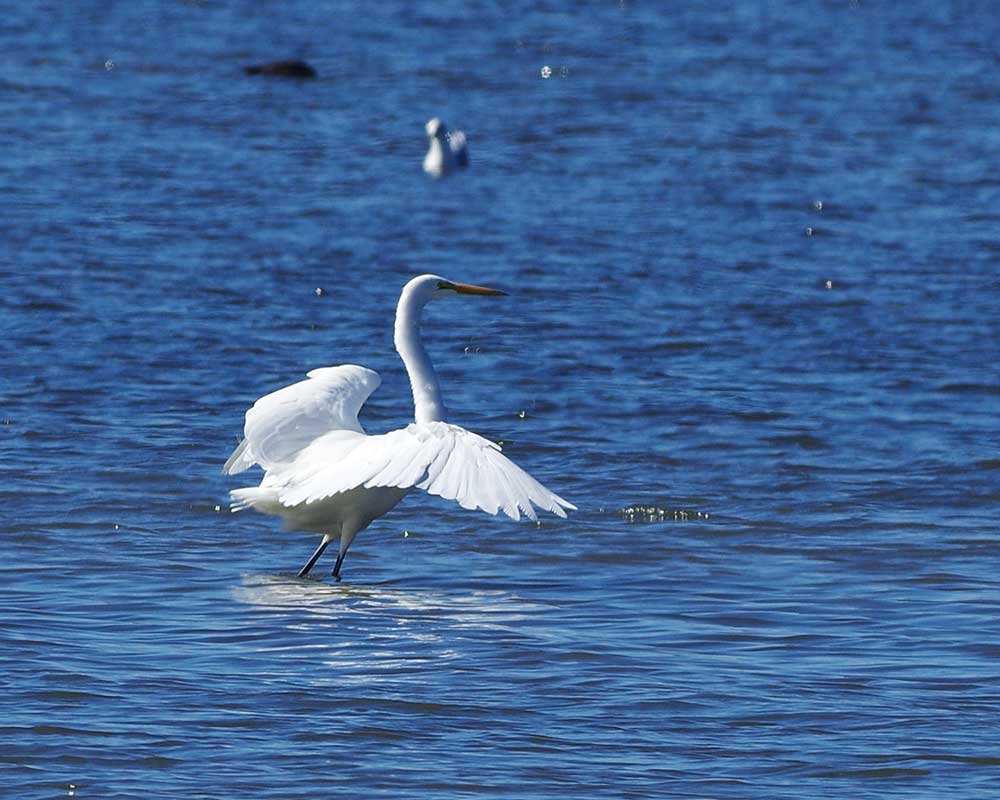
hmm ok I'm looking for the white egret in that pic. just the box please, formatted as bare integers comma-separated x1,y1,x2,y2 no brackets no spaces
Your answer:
224,274,575,581
422,118,468,177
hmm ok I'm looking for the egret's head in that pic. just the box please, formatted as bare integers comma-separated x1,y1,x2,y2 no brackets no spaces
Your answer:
401,274,507,307
434,277,506,298
425,117,445,138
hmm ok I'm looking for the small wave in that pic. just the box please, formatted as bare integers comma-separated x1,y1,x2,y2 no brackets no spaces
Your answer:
766,433,828,450
935,382,1000,396
731,410,790,422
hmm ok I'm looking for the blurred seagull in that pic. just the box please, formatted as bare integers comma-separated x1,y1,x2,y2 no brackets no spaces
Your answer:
224,274,574,581
423,118,469,177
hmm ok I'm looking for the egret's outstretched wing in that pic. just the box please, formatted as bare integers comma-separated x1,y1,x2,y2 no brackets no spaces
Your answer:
224,365,380,475
276,421,575,522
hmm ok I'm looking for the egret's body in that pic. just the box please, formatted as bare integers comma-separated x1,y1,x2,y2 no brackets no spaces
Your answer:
422,118,468,177
224,275,574,580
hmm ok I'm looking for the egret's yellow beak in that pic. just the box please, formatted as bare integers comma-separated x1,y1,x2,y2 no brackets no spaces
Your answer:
440,280,507,297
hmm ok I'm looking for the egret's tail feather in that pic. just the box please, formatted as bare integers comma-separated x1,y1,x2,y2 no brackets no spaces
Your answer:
230,486,280,513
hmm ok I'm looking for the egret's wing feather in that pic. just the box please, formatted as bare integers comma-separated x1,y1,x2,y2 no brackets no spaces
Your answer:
276,421,575,521
224,365,380,474
223,438,254,475
270,427,414,505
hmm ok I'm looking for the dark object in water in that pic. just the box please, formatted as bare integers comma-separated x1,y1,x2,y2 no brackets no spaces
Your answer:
243,59,317,79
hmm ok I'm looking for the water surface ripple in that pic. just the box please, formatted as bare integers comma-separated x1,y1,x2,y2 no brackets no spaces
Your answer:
2,1,998,798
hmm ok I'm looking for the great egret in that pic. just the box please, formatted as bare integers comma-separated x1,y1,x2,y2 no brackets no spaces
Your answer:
224,274,575,581
423,118,468,177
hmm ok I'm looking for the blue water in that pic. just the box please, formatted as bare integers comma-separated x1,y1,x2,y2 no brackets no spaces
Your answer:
3,2,999,798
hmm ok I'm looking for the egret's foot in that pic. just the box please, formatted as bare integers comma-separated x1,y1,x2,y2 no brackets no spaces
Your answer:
298,534,332,578
332,551,346,582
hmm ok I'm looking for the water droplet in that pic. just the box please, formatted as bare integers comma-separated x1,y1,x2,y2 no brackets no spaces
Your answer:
825,279,834,289
618,505,709,524
214,504,221,512
805,226,814,236
402,530,409,538
105,59,114,71
314,287,325,296
517,410,527,419
540,65,552,79
813,200,823,211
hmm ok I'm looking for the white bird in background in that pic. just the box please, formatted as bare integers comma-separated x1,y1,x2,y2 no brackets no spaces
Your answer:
224,274,575,581
422,117,469,177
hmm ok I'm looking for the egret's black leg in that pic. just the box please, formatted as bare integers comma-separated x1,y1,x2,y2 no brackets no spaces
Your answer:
332,550,346,582
298,534,332,577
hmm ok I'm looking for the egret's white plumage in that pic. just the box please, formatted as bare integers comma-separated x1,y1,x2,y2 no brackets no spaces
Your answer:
422,118,468,177
225,274,575,581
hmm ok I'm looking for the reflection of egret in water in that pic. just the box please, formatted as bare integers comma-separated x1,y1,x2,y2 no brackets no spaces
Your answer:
233,574,552,685
234,572,549,622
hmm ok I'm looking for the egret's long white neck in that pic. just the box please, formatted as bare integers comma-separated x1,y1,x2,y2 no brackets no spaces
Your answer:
394,287,446,423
